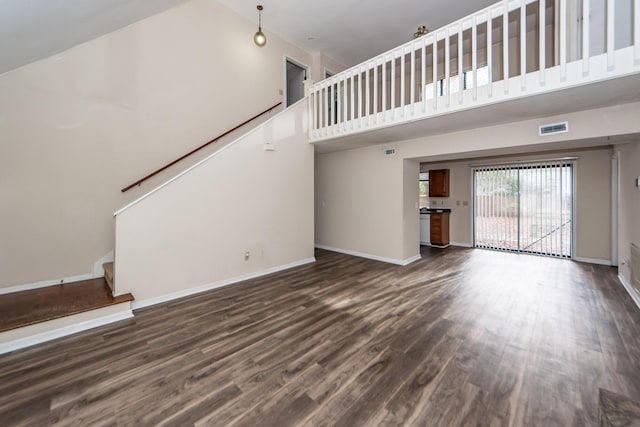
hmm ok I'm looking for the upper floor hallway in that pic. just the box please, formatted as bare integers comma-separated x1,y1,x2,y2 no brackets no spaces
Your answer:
307,0,640,149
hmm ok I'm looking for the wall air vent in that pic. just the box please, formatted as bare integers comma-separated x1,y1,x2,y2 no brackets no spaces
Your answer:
384,148,396,156
539,121,569,136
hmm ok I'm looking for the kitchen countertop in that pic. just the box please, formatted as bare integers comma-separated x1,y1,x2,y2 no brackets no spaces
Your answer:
420,208,452,214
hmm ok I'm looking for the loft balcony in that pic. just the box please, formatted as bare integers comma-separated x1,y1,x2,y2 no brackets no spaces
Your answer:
307,0,640,146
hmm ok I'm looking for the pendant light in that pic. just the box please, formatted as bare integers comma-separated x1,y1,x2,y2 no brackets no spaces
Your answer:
254,5,266,47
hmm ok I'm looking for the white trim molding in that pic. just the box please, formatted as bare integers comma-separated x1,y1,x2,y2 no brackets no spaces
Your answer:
573,256,612,266
0,273,98,296
315,245,421,266
618,274,640,311
0,303,133,355
132,258,316,310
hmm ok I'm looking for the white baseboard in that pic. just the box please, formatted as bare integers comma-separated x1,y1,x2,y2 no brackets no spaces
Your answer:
0,272,99,296
315,245,421,266
618,273,640,312
573,256,612,266
132,257,317,310
0,303,133,355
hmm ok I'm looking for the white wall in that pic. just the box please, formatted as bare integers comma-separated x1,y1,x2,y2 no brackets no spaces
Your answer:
312,52,346,81
315,102,640,264
115,102,314,306
615,140,640,291
315,146,409,264
422,147,614,261
0,0,327,289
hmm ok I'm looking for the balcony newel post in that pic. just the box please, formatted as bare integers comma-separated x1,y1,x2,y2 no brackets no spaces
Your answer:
445,29,451,107
421,36,427,112
520,0,527,90
410,44,416,114
366,63,371,124
400,49,406,116
582,0,590,76
458,22,464,105
381,58,387,121
304,79,315,132
373,59,379,123
433,35,439,110
391,55,396,119
540,0,546,85
560,0,567,80
606,0,615,70
472,15,478,101
487,9,493,97
503,0,510,94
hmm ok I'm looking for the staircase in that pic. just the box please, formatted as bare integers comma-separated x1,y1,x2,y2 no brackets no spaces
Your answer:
0,268,133,355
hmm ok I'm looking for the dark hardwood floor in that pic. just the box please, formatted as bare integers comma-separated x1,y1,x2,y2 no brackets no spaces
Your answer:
1,247,639,426
0,279,133,333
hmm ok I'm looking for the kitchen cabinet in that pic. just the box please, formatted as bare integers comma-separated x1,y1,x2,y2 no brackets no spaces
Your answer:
430,213,450,247
428,169,450,197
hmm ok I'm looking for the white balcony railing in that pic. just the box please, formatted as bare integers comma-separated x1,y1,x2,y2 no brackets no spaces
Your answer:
308,0,640,142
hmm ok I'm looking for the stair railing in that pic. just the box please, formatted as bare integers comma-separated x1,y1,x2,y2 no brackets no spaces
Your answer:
121,101,282,192
308,0,640,142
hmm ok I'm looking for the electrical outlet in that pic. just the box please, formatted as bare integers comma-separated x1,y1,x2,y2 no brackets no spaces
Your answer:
244,251,250,261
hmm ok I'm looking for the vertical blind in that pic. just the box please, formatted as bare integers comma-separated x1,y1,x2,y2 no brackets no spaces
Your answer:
473,160,573,258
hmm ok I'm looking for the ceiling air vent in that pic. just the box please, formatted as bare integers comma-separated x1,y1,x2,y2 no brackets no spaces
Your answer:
539,121,569,136
384,148,396,156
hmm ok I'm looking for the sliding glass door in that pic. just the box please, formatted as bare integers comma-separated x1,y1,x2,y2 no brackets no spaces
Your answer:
473,161,573,258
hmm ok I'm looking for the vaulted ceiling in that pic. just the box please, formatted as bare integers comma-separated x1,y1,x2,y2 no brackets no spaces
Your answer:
0,0,498,75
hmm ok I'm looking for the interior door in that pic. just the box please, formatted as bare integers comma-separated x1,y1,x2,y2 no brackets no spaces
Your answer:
286,59,307,107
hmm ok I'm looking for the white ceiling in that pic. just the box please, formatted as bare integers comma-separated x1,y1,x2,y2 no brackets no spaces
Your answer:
217,0,498,67
0,0,189,75
0,0,498,75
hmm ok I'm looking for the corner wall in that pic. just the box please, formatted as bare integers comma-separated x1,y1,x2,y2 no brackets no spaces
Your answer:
615,140,640,298
114,103,313,307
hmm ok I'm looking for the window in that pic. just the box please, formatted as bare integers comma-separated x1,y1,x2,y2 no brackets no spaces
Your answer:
419,172,430,208
425,66,490,99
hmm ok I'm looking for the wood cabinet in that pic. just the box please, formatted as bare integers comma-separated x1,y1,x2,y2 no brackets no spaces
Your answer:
428,169,450,197
430,213,450,247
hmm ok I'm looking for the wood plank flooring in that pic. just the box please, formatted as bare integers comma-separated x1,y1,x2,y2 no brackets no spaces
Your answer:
1,247,639,426
0,279,133,333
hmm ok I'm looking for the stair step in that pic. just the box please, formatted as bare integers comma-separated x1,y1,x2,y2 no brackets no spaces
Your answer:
0,278,132,333
103,262,114,291
599,388,640,427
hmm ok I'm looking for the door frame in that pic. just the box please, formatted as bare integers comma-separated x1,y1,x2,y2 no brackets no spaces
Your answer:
284,55,310,108
471,159,576,258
